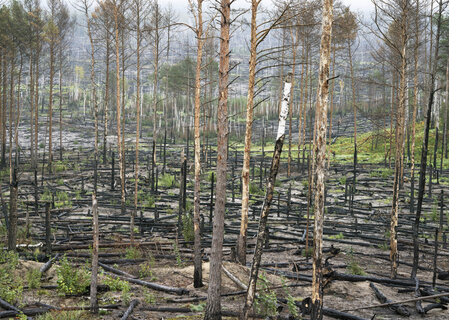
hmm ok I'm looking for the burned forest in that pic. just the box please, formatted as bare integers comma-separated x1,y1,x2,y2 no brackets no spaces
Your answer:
2,0,449,319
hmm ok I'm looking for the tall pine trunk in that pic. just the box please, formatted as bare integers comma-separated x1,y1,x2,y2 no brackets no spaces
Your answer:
204,0,230,318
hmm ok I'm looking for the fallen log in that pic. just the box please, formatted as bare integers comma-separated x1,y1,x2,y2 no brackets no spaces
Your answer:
369,282,410,316
298,297,369,320
99,262,136,279
342,291,449,312
40,253,60,274
124,277,189,295
222,265,247,290
328,271,415,287
423,303,447,313
51,241,173,251
0,308,49,318
120,299,139,320
0,298,20,312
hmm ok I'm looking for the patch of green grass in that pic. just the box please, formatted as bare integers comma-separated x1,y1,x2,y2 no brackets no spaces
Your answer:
159,174,178,188
329,232,344,240
35,311,90,320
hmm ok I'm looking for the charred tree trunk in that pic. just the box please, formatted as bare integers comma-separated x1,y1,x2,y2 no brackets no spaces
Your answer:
7,168,18,251
411,0,443,280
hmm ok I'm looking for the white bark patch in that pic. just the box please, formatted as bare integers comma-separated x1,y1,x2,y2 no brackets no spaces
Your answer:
276,81,292,140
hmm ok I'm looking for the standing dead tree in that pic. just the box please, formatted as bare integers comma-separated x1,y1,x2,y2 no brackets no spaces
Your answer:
186,0,215,288
236,0,289,266
203,0,231,318
373,0,410,279
411,0,446,280
310,0,333,318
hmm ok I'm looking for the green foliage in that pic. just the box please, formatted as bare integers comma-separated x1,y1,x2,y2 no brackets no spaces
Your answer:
0,251,23,304
189,302,206,312
26,268,42,289
346,251,366,276
139,261,156,280
254,273,278,317
56,256,90,295
143,288,156,305
301,179,308,189
55,191,71,208
54,161,68,173
125,246,142,260
281,277,299,319
160,57,195,94
181,213,194,242
35,310,89,320
159,174,177,188
102,272,131,304
103,274,129,291
207,171,216,183
41,189,52,202
369,168,393,179
329,232,344,240
138,191,155,209
347,259,366,276
302,247,313,258
249,182,264,196
173,241,183,267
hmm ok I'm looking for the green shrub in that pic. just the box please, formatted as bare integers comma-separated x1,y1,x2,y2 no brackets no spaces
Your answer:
54,161,68,173
26,268,42,289
182,213,194,242
207,171,216,183
249,182,264,196
173,241,183,267
125,246,142,260
254,273,278,317
56,256,90,295
282,277,299,318
103,274,129,292
0,251,23,304
143,288,156,305
346,250,366,276
139,261,156,280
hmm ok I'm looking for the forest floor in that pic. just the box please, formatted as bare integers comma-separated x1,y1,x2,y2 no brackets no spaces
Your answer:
1,116,449,319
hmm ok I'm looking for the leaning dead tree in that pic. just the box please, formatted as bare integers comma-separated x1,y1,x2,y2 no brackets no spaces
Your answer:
310,0,333,318
240,73,292,320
